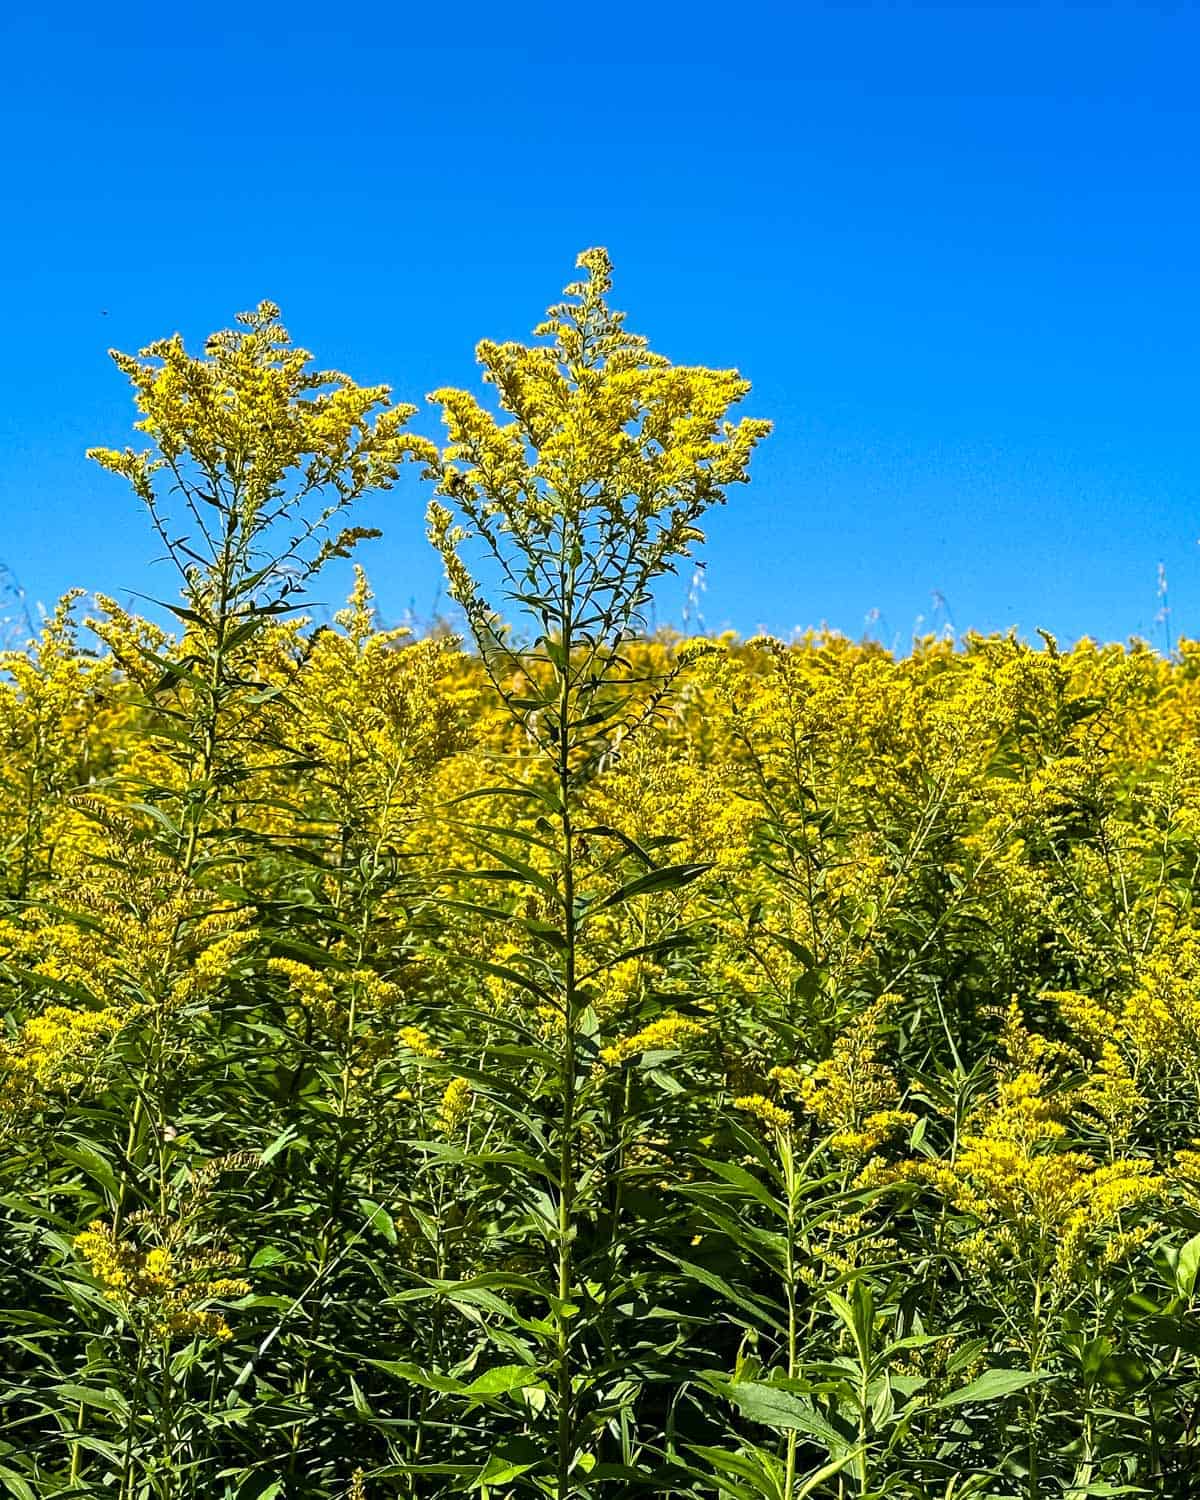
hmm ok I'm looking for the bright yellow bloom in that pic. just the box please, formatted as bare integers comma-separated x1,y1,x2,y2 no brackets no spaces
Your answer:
438,1077,473,1134
0,1004,127,1116
798,993,915,1158
398,1026,441,1059
734,1094,793,1132
600,1013,707,1067
74,1218,251,1343
882,1007,1162,1291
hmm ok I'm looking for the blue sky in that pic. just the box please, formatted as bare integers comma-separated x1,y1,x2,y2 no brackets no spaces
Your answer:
0,1,1196,650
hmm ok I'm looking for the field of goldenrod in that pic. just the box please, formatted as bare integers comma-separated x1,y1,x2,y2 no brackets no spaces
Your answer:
2,252,1199,1498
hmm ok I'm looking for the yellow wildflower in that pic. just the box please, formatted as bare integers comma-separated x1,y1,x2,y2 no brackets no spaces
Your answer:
734,1094,793,1132
438,1077,473,1134
600,1013,706,1067
74,1218,251,1343
798,993,915,1158
0,1004,127,1115
398,1026,441,1059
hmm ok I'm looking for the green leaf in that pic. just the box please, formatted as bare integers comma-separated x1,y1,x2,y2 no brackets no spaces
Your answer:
469,1436,543,1488
367,1359,539,1403
576,823,658,868
463,1364,541,1397
366,1359,463,1395
358,1197,398,1244
458,834,557,899
54,1141,120,1199
714,1378,847,1452
0,1465,35,1500
1176,1230,1200,1297
589,861,712,913
795,1448,865,1498
259,1126,299,1165
52,1383,129,1418
658,1253,783,1332
470,1455,538,1488
932,1368,1044,1408
696,1158,787,1219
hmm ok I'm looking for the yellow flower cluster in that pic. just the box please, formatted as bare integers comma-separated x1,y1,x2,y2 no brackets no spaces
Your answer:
734,1094,793,1132
438,1077,473,1134
0,594,119,900
1120,936,1200,1080
0,1004,127,1116
600,1013,707,1067
254,567,472,857
427,247,770,646
795,994,916,1158
875,1007,1162,1289
87,301,433,534
268,958,408,1047
399,1026,441,1059
74,1219,251,1343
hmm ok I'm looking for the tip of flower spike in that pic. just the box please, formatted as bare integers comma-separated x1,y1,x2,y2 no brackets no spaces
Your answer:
576,246,612,275
676,637,725,666
438,1076,473,1133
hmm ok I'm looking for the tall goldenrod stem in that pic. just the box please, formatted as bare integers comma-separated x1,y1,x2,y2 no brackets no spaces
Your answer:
782,1130,799,1499
555,598,577,1500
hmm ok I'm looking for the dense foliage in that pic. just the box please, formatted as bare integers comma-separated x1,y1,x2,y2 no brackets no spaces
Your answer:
2,253,1199,1499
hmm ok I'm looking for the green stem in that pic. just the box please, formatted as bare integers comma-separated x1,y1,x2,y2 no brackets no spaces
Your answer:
159,1335,173,1499
555,549,578,1500
120,1337,148,1500
67,1398,85,1490
782,1130,799,1499
1027,1274,1044,1500
556,749,577,1495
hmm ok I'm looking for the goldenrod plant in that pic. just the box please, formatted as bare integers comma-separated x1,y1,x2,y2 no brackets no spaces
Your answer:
1,256,1200,1498
420,248,768,1495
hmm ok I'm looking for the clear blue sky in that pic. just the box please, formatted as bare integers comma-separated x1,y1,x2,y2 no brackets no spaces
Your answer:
1,1,1196,650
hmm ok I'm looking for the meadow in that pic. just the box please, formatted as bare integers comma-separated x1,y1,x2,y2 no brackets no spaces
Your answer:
1,250,1198,1498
